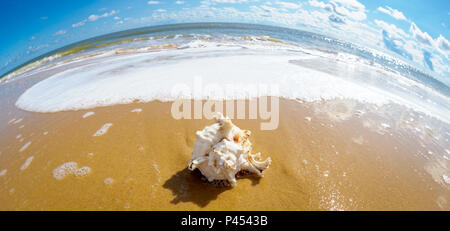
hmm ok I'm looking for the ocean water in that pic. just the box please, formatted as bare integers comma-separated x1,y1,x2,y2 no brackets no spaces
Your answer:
3,23,447,125
2,23,448,90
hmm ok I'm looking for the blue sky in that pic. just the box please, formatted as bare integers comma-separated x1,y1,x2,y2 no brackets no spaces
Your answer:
0,0,449,81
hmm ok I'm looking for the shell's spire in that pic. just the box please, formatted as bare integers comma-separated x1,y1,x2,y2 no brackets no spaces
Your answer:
188,112,272,187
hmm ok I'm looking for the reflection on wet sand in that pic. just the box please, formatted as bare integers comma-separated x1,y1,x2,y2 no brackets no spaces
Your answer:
0,94,448,210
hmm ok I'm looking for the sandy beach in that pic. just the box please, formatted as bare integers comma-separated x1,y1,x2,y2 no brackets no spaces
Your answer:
1,72,449,210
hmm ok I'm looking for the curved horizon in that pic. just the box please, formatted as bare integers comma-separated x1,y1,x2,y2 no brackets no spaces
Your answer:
1,0,449,85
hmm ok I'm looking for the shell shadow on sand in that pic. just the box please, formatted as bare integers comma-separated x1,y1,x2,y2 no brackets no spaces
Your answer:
162,168,261,207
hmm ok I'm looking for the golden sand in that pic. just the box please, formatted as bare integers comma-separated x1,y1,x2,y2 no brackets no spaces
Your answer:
0,82,449,210
0,63,449,210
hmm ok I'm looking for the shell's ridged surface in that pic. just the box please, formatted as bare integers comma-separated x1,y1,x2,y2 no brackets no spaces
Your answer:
188,113,271,187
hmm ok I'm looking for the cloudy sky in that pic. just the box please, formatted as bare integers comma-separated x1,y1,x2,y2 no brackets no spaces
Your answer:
0,0,449,82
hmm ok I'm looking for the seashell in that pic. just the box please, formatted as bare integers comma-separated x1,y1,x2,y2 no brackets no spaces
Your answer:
188,112,271,187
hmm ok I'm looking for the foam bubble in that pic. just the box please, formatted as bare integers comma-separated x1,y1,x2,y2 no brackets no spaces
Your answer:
19,141,31,152
75,166,91,177
93,123,113,136
0,169,7,176
82,111,95,118
52,162,91,180
104,177,114,185
443,174,450,185
20,156,34,171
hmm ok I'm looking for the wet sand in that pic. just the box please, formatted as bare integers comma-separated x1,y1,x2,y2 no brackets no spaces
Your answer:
0,74,449,211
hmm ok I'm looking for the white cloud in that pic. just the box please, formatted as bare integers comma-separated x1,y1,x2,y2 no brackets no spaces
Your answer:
210,0,254,3
72,10,118,27
309,0,366,21
175,1,185,4
308,0,328,8
374,19,408,38
436,35,450,52
53,30,67,36
333,0,364,10
154,9,167,13
27,44,49,53
377,6,407,21
276,1,301,9
147,1,160,4
410,22,434,46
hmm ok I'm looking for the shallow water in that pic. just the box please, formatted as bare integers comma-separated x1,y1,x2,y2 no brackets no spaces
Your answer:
0,89,449,210
0,24,449,210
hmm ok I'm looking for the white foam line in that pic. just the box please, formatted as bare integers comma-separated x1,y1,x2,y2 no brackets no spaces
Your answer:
14,48,450,124
131,108,142,113
82,111,95,118
19,141,32,152
12,118,23,125
93,123,113,137
20,156,34,171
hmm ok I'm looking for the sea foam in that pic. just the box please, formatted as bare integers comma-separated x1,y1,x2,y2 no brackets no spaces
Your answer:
52,162,91,180
14,45,450,124
20,156,34,170
93,123,113,136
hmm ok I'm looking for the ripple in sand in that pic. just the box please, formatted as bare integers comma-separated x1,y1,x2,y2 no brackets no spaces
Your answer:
52,162,91,180
19,141,32,152
82,111,95,118
20,156,34,171
0,169,7,176
93,123,113,136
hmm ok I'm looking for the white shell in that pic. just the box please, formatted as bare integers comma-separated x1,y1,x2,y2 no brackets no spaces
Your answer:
188,113,271,187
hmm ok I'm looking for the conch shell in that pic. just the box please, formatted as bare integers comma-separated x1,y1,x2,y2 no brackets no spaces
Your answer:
188,113,271,187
